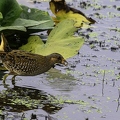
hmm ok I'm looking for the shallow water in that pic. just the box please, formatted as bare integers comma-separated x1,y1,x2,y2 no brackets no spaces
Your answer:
0,0,120,120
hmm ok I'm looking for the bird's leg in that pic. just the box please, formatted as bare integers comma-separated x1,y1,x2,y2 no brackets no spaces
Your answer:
2,73,9,83
12,75,16,81
11,75,17,85
2,72,17,85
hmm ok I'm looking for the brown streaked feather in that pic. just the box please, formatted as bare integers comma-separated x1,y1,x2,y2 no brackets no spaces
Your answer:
0,33,67,83
1,50,51,76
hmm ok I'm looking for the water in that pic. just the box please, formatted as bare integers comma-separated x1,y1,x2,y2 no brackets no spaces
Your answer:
0,0,120,120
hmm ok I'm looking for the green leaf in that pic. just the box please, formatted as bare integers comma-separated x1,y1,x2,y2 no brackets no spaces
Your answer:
20,5,52,21
20,5,54,28
11,18,51,28
19,19,84,59
0,0,22,26
0,26,26,32
28,20,54,30
19,36,44,53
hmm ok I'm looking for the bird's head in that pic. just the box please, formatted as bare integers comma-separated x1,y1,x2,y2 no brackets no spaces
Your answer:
49,53,68,66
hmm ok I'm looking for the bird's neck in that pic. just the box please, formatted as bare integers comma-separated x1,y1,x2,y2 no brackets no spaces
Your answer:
45,55,56,68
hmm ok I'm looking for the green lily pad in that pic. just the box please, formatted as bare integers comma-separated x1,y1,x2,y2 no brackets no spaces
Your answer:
20,5,54,29
0,26,26,32
0,2,54,34
11,18,51,28
0,0,22,26
20,5,52,21
19,19,84,59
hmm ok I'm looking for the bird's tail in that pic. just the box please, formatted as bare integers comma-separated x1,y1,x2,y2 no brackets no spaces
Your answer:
0,33,12,52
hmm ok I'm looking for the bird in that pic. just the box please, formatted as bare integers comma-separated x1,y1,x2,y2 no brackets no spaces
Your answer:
0,33,67,84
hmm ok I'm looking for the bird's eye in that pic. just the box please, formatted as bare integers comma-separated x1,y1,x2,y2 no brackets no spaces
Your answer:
58,56,61,60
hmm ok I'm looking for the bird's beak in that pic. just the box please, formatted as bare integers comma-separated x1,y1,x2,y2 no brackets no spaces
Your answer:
61,59,68,66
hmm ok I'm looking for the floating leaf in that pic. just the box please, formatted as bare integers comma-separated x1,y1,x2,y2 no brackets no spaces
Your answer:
0,26,26,32
49,0,96,28
11,18,51,28
0,3,54,34
19,36,44,53
0,0,22,26
20,5,51,21
20,5,54,30
20,19,84,59
28,21,54,31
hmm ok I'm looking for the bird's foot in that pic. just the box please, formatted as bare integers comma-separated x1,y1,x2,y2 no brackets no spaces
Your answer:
11,75,16,85
2,74,9,84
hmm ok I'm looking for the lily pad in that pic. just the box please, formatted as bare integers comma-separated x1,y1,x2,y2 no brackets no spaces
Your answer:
0,26,26,32
11,18,51,28
19,19,84,59
49,1,96,28
0,2,53,34
20,5,54,29
0,0,22,26
20,5,52,21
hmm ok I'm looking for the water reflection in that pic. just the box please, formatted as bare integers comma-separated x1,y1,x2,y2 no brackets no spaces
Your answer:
46,68,77,92
0,85,62,113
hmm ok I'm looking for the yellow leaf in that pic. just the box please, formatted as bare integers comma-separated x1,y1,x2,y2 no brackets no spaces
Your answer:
19,19,84,59
49,0,96,28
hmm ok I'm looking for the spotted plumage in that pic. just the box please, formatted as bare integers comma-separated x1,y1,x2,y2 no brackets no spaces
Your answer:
0,33,67,84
